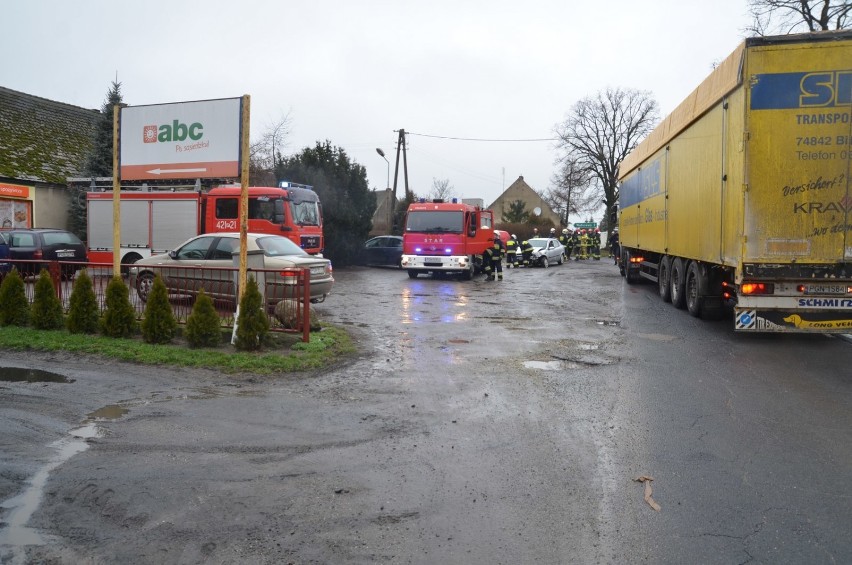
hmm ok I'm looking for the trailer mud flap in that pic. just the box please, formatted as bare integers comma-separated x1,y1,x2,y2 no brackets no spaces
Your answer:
736,309,852,332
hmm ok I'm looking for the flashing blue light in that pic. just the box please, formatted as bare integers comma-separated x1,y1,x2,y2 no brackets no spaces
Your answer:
451,197,458,203
278,181,314,190
419,197,426,203
445,248,452,254
415,247,422,253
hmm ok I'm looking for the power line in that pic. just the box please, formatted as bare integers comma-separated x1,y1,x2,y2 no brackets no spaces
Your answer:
406,131,558,142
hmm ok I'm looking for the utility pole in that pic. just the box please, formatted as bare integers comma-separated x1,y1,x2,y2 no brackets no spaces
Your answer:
391,129,409,233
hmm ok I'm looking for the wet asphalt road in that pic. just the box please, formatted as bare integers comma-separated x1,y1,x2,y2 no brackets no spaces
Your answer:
1,259,851,564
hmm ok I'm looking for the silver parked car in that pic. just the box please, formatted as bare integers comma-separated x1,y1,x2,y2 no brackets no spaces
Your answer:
527,237,566,267
129,233,333,304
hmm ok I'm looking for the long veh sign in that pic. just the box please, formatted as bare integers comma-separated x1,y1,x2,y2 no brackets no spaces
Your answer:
120,97,241,180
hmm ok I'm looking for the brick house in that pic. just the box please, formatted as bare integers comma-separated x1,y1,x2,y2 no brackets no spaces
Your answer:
488,175,561,227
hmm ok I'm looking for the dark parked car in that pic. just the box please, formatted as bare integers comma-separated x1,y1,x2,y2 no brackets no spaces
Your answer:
363,235,403,268
0,232,11,274
3,228,88,276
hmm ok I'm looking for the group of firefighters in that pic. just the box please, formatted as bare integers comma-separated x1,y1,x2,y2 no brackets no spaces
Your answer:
481,227,603,281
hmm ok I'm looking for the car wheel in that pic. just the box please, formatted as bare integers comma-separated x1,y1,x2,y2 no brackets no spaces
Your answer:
559,254,565,265
137,271,155,302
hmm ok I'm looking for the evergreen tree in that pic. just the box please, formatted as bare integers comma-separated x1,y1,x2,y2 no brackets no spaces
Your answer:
71,81,124,241
141,274,177,344
31,269,64,330
100,276,138,338
185,289,222,348
0,269,30,327
502,200,531,223
66,269,100,334
275,141,376,266
234,277,269,351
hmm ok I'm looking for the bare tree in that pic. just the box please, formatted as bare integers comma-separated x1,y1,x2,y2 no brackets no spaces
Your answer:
250,113,292,184
545,154,600,226
429,178,456,201
554,87,659,236
746,0,851,34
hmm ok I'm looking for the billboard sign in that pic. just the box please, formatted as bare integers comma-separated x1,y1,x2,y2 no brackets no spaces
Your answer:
120,98,241,180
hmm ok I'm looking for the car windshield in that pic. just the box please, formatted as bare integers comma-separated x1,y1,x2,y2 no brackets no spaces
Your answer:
405,211,464,233
255,235,309,257
528,238,550,248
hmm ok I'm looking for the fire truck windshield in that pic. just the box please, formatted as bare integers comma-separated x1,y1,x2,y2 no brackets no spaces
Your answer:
405,211,464,233
291,200,320,226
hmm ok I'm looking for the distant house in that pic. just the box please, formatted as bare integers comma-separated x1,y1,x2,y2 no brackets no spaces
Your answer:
488,176,561,227
0,86,99,230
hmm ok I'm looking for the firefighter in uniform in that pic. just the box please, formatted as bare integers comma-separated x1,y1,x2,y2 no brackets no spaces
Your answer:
520,238,535,267
591,228,601,260
505,233,519,268
579,229,590,260
572,229,582,260
482,233,504,280
559,228,572,261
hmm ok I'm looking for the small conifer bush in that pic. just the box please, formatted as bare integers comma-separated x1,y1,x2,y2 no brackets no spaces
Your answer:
234,276,269,351
185,288,222,348
31,269,64,330
100,276,138,338
66,269,100,334
0,269,30,327
141,274,177,344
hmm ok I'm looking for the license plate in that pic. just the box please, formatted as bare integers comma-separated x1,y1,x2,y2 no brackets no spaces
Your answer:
56,251,75,258
803,284,849,295
310,266,326,276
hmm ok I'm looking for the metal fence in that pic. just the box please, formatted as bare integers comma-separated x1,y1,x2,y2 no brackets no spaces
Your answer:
3,260,312,341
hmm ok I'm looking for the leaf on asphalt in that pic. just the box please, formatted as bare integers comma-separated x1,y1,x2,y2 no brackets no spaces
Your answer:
633,475,661,511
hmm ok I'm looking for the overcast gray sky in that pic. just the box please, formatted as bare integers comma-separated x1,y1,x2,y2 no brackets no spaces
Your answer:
3,1,751,215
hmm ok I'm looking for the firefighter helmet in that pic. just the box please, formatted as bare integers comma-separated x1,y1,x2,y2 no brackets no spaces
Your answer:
562,228,568,234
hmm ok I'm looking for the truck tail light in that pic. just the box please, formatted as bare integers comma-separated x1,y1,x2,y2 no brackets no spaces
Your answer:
629,255,643,264
740,282,774,295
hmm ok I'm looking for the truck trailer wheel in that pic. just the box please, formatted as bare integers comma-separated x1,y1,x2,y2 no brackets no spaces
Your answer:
685,261,704,317
670,258,687,309
658,256,672,303
624,251,638,284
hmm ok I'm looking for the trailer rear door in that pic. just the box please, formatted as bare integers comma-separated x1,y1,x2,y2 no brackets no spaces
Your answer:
744,35,852,264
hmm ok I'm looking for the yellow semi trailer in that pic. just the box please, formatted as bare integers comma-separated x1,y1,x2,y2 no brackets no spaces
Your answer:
617,30,852,332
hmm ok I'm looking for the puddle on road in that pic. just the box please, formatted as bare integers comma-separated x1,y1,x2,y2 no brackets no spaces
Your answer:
87,404,129,421
0,367,71,383
0,403,128,555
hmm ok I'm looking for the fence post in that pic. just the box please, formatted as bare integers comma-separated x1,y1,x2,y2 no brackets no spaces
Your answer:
48,261,62,302
302,268,310,343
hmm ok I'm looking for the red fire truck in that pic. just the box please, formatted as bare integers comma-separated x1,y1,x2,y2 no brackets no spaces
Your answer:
86,183,323,266
401,198,498,279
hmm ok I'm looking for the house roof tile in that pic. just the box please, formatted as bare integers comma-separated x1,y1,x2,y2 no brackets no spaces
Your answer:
0,86,100,185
